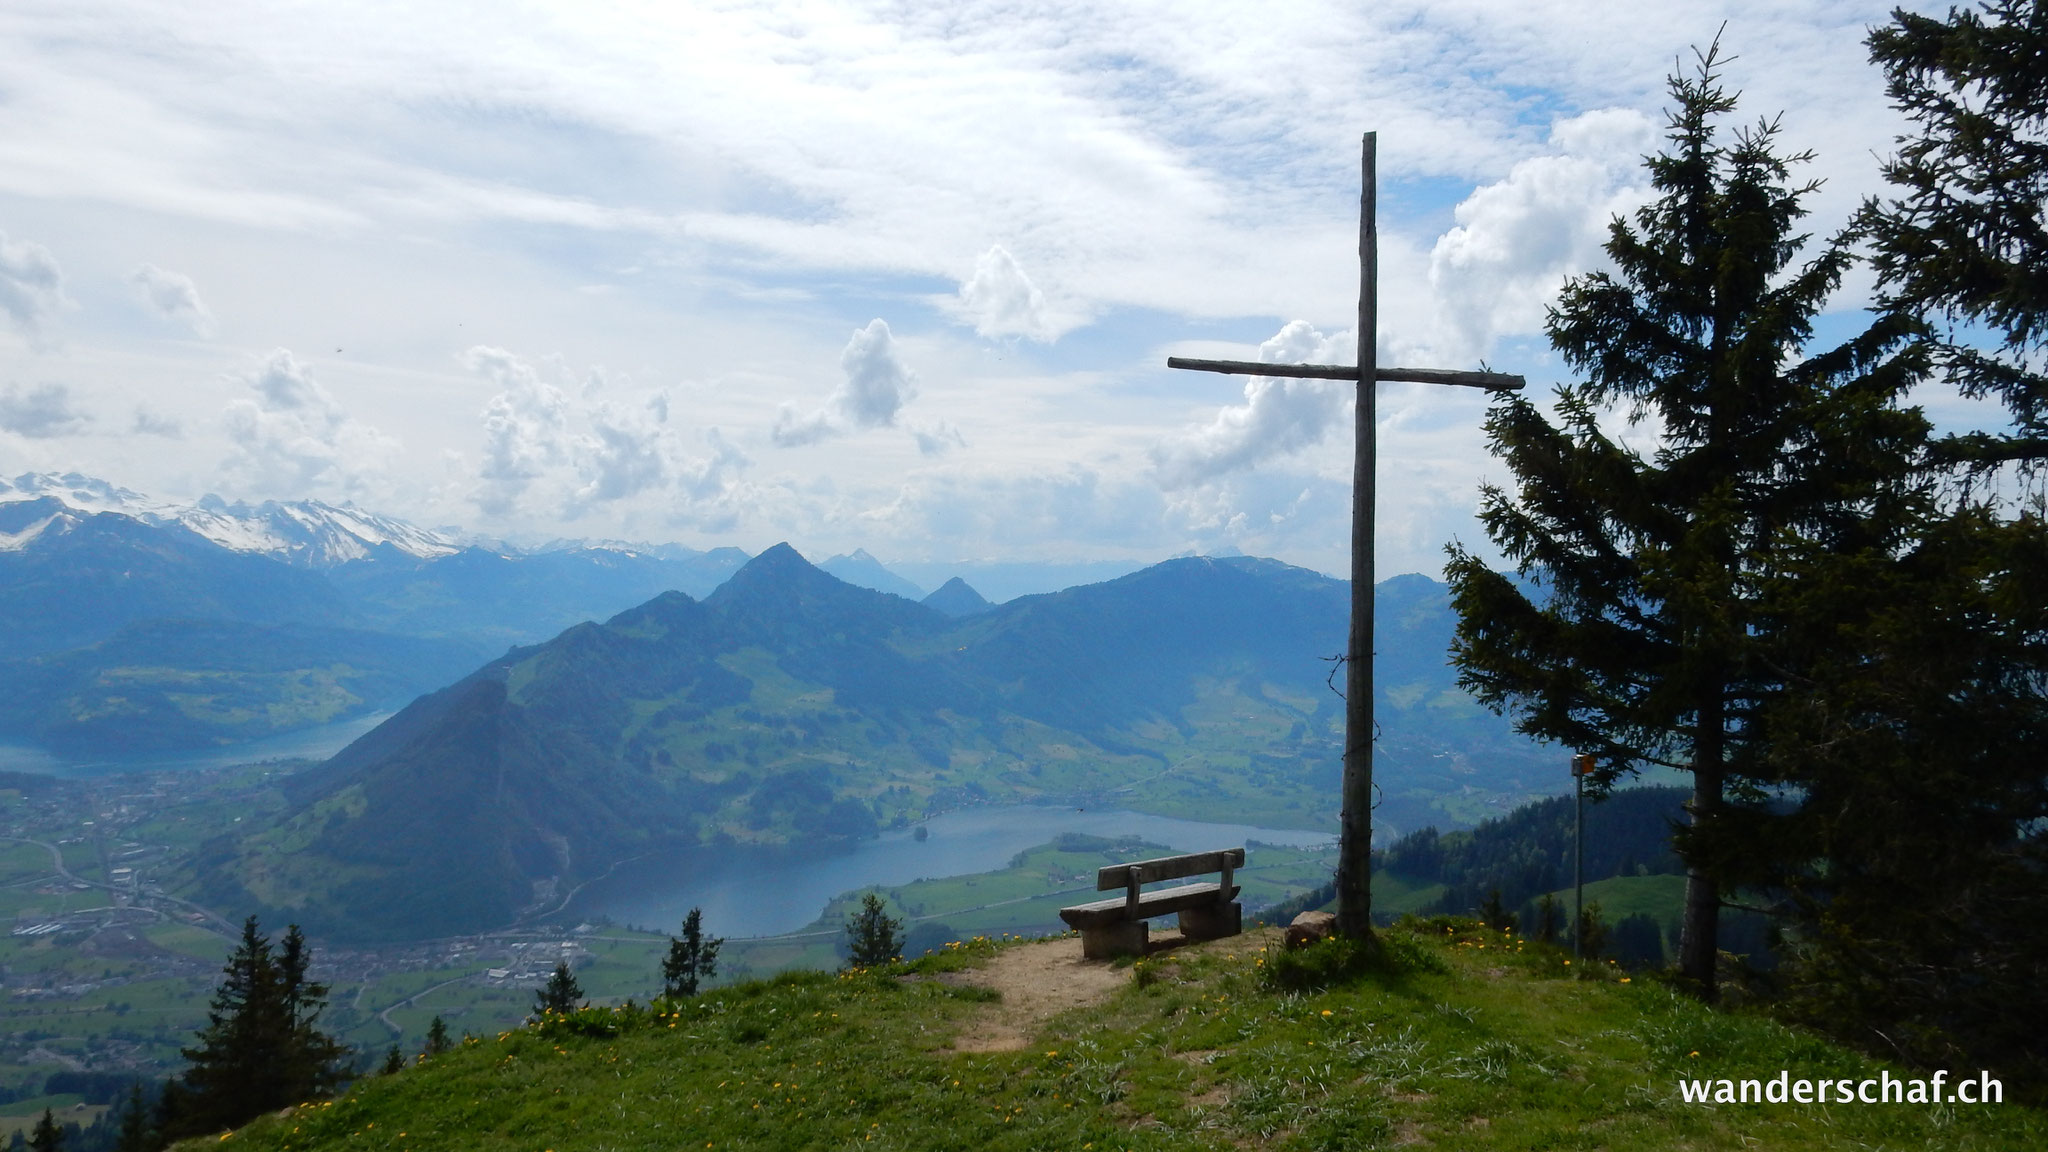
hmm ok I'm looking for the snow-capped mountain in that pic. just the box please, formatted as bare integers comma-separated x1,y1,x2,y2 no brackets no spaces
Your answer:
0,494,96,553
175,495,463,567
1,473,464,567
0,472,179,519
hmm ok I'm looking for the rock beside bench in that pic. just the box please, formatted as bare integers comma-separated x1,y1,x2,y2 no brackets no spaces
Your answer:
1284,910,1337,950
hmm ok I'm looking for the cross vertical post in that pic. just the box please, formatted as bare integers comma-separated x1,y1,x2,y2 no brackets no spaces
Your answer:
1338,133,1378,940
1166,131,1524,940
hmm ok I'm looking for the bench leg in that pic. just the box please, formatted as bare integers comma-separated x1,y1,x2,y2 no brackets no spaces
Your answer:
1079,920,1147,960
1179,901,1242,942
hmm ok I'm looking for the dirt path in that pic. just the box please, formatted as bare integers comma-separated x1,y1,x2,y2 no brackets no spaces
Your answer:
941,936,1132,1053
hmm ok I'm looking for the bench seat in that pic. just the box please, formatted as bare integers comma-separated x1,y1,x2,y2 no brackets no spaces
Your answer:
1058,882,1240,929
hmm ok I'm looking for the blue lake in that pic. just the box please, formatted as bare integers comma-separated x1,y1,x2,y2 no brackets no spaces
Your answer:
569,805,1337,939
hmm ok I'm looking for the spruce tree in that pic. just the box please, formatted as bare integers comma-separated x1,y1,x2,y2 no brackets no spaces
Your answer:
381,1045,404,1076
1479,889,1515,933
26,1110,60,1152
1574,902,1610,964
1532,894,1562,946
1864,0,2048,465
113,1084,151,1152
273,925,348,1104
534,961,583,1016
173,917,347,1139
1748,501,2048,1072
841,893,902,968
661,907,722,999
1444,43,1922,999
151,1081,186,1146
424,1015,452,1057
1760,5,2048,1008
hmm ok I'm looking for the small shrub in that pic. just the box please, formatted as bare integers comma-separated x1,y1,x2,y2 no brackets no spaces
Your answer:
533,961,583,1017
841,893,903,968
662,907,723,998
1260,928,1443,992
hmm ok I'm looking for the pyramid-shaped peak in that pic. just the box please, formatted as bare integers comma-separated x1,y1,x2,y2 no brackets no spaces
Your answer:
707,542,829,601
744,541,813,571
923,576,993,617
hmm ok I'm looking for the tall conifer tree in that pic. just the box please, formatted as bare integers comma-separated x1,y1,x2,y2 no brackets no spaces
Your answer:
26,1110,60,1152
173,917,347,1139
1864,0,2048,465
1732,0,2048,1077
1444,43,1922,999
113,1084,151,1152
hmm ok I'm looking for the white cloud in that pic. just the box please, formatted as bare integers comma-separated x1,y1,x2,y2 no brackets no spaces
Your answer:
772,318,919,447
468,345,573,518
1427,108,1656,360
220,349,397,496
128,263,215,335
0,382,87,438
573,393,669,506
857,466,1171,557
955,245,1056,342
838,318,916,427
675,427,749,502
1260,319,1356,368
911,420,966,457
464,346,751,524
1151,320,1354,489
0,232,66,342
769,404,833,448
132,406,183,437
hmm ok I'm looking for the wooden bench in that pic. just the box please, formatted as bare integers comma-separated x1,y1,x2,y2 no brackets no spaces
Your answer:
1058,848,1245,959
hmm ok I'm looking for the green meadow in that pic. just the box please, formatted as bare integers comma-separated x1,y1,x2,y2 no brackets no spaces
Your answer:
185,922,2043,1151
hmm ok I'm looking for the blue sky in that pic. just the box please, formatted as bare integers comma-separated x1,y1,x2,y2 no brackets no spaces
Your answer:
0,0,1991,579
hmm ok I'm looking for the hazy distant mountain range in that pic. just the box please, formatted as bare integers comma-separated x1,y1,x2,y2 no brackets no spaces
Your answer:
0,474,748,751
0,474,1077,756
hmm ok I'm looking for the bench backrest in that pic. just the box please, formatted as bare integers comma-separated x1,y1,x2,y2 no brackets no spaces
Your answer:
1095,848,1245,891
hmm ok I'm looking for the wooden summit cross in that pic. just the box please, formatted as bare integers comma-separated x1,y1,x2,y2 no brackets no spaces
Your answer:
1167,133,1524,940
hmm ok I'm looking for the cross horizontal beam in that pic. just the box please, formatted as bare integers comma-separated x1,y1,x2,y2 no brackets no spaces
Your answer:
1166,356,1525,392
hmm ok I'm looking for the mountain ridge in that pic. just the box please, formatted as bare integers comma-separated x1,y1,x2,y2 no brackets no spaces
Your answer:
186,545,1553,943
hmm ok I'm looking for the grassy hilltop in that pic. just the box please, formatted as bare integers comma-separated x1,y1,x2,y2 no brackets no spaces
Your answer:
182,923,2041,1152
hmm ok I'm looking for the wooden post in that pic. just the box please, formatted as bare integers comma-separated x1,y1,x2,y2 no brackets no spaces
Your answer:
1336,133,1378,942
1574,754,1587,975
